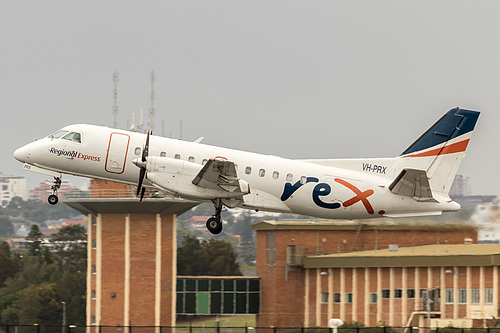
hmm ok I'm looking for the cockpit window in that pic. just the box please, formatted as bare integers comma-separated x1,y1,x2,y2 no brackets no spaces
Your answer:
61,132,81,143
48,130,69,139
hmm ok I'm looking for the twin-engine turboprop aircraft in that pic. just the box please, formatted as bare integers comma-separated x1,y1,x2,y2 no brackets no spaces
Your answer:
14,108,479,234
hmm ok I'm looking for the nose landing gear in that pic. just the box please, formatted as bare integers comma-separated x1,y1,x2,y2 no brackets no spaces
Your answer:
48,177,62,205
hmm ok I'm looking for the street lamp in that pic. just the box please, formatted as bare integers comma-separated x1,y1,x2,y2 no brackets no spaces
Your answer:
61,301,66,333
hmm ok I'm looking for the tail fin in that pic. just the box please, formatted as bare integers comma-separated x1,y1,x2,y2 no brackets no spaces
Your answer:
398,107,480,195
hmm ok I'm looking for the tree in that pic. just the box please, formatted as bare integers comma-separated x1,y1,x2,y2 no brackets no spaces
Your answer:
177,234,242,276
50,225,87,268
25,224,44,257
0,216,14,238
0,243,19,287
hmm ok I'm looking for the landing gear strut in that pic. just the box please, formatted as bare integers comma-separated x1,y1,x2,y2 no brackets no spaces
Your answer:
206,199,223,234
48,177,62,205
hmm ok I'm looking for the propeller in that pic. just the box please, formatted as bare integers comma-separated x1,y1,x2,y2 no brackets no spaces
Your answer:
135,131,151,202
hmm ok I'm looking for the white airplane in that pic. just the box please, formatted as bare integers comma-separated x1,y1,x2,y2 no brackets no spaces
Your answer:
14,108,479,234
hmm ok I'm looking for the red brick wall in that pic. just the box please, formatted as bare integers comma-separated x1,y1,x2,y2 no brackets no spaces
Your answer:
89,213,176,327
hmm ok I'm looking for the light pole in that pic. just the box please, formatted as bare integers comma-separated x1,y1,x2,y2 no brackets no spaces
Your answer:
61,301,66,333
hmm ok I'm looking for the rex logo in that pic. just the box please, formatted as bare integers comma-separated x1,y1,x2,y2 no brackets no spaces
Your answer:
280,177,374,214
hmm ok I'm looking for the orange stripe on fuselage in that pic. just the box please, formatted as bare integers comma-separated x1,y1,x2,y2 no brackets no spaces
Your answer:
404,139,470,158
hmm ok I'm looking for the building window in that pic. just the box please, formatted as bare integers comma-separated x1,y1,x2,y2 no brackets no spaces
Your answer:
259,169,266,177
382,289,390,299
485,288,493,304
370,293,378,303
458,289,467,304
419,288,427,299
345,293,353,303
471,289,480,304
91,290,96,300
91,215,97,226
445,288,454,304
321,292,329,303
333,293,341,303
266,232,276,266
394,289,402,299
91,314,96,325
92,239,96,249
92,265,97,275
407,289,415,299
273,171,279,179
245,166,252,175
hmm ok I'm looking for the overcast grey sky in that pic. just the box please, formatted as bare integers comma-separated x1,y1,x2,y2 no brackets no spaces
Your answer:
1,1,499,196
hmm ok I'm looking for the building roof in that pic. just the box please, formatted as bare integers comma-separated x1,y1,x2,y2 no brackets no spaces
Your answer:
303,244,500,268
252,220,477,231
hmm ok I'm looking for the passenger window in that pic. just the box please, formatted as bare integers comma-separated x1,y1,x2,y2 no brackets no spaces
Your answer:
202,159,208,165
286,173,293,182
135,147,141,155
300,176,307,184
174,154,181,159
160,151,166,157
188,156,195,163
259,169,266,177
273,171,279,179
245,166,252,175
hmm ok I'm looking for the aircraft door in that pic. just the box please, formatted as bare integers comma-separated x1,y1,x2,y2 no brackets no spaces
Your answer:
105,132,130,174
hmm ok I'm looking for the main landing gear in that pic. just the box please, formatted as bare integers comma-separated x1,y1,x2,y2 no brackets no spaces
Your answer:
48,177,62,205
206,199,223,234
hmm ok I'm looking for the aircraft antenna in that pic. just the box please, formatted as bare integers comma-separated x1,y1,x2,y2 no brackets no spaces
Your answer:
149,70,155,133
112,70,119,128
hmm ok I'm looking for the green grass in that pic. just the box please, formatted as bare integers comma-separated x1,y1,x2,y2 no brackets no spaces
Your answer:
177,315,256,327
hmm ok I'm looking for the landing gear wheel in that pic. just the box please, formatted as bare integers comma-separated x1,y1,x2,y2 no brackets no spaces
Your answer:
206,216,223,234
48,194,59,205
48,177,62,205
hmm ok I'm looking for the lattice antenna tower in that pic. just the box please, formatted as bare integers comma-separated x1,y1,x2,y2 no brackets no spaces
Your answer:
112,70,119,128
149,70,155,133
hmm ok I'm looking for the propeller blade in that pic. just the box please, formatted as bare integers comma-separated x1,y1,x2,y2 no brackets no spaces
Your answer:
140,187,146,202
136,131,151,200
142,131,150,162
137,167,146,196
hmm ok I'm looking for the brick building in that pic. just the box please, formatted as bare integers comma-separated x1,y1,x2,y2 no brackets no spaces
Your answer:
66,179,197,329
252,220,481,328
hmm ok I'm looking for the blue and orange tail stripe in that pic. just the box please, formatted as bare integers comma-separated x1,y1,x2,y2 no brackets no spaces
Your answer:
401,108,480,157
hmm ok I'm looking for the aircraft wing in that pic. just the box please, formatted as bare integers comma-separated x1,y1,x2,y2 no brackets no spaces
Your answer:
192,159,249,194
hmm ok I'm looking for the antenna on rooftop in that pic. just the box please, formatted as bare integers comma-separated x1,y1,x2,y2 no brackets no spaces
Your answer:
112,70,119,128
149,70,155,133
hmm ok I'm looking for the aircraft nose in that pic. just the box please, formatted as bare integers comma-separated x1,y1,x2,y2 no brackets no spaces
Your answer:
13,144,30,163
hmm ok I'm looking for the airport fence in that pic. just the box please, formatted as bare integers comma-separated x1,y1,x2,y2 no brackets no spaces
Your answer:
2,326,500,333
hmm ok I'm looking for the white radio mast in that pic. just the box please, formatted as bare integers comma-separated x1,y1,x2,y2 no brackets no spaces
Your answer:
149,70,155,133
112,70,119,128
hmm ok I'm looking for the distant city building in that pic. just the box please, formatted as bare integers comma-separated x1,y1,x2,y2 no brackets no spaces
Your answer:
0,174,27,207
29,179,79,202
450,174,471,196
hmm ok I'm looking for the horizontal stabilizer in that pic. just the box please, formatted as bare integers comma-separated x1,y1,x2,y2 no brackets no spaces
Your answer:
389,168,437,202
